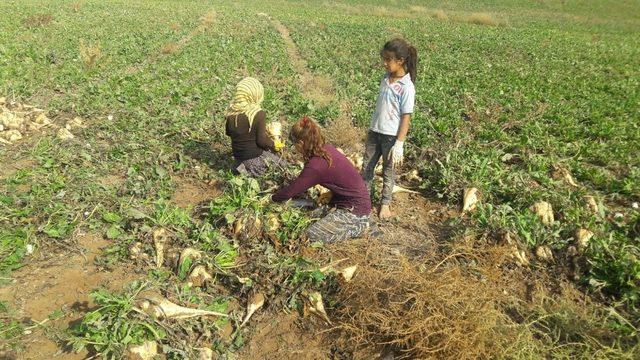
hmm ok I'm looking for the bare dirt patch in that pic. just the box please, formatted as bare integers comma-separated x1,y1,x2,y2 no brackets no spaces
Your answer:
22,14,53,28
0,158,36,181
0,233,139,359
99,173,124,188
379,192,456,244
239,312,330,360
170,177,222,210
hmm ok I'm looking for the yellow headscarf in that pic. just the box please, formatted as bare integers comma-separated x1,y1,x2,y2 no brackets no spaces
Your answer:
225,77,264,132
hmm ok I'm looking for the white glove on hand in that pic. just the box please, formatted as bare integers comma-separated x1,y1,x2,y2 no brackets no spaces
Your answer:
389,140,404,168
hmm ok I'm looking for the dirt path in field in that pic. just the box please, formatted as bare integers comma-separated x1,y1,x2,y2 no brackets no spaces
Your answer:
0,233,139,360
268,17,334,107
125,9,217,74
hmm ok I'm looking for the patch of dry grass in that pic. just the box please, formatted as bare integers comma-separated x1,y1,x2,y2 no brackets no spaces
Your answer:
331,242,514,359
79,40,101,68
271,19,335,106
23,13,53,28
323,102,365,153
160,42,178,54
432,9,449,21
371,6,393,18
199,10,216,27
326,2,362,16
303,75,334,107
467,12,499,26
409,5,429,14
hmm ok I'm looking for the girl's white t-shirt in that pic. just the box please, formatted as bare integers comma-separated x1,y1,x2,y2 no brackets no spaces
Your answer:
370,73,415,136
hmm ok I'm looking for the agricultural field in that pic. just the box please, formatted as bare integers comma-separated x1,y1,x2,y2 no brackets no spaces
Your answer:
1,0,639,359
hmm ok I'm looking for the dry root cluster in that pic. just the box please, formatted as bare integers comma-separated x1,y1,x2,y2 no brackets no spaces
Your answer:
330,243,517,359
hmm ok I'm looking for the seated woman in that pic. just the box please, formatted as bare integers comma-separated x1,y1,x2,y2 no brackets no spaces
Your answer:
225,77,284,177
272,117,372,243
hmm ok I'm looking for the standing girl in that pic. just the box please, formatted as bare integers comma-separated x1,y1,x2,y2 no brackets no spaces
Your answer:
272,117,372,243
225,77,285,177
362,38,417,219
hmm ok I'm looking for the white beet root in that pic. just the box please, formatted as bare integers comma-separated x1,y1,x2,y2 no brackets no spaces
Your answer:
57,127,74,140
318,260,356,282
405,169,423,182
318,258,348,273
512,248,529,266
584,196,599,215
575,228,594,249
306,291,331,324
314,185,333,205
392,185,420,195
128,341,158,360
266,121,282,138
339,265,357,282
241,292,265,327
265,214,280,233
198,348,214,360
535,245,553,261
233,218,244,237
129,241,143,260
153,228,169,268
140,295,227,320
66,116,85,129
530,201,554,225
34,113,50,125
2,129,22,142
552,165,579,187
563,171,578,187
462,187,479,213
189,265,213,287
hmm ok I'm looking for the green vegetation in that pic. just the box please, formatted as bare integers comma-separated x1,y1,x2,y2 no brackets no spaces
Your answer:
0,0,638,357
68,283,165,359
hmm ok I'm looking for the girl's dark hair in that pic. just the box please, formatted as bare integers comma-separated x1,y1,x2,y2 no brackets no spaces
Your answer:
289,116,332,167
381,38,418,82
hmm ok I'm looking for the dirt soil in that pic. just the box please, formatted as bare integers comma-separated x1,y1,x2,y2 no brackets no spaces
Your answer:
0,233,140,360
0,158,36,182
170,177,222,210
239,312,331,360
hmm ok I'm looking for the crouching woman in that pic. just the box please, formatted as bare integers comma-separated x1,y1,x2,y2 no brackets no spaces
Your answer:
272,117,372,243
225,77,285,177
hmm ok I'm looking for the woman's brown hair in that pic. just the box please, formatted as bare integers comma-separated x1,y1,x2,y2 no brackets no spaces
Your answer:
289,116,332,167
